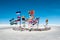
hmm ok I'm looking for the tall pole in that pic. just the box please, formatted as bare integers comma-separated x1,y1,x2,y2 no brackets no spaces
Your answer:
36,17,39,29
20,12,21,30
22,16,25,30
16,11,21,30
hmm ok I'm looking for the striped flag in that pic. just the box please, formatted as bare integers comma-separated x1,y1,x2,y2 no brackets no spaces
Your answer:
9,19,17,25
16,11,21,14
32,18,39,25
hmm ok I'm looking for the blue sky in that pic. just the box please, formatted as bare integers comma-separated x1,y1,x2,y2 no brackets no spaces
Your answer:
0,0,60,25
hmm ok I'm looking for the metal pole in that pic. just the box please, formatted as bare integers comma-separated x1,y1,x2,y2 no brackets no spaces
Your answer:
20,14,22,31
37,18,39,29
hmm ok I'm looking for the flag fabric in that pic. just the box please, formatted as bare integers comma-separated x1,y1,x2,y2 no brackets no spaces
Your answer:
34,18,39,23
29,10,34,16
9,18,14,22
22,16,25,21
16,11,21,14
17,19,20,21
35,18,39,21
32,20,37,25
32,18,39,25
9,19,17,25
29,20,33,24
17,16,21,18
22,18,25,21
17,16,21,22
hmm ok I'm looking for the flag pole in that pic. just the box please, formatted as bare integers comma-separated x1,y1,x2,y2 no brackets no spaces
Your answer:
22,16,25,30
16,11,22,31
37,17,39,29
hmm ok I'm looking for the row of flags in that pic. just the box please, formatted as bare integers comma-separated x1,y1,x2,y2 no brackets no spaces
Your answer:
9,18,17,25
9,11,21,25
9,10,40,25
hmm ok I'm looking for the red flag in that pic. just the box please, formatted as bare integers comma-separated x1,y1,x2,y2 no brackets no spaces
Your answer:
29,10,34,16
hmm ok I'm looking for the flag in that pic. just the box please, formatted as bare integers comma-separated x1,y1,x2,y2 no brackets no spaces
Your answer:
15,19,20,22
9,18,14,22
17,19,20,21
36,18,39,20
17,16,21,18
22,18,25,21
22,16,25,21
34,18,39,23
10,19,17,25
16,15,21,22
29,10,34,16
32,18,39,25
32,20,37,25
29,20,33,24
16,11,21,14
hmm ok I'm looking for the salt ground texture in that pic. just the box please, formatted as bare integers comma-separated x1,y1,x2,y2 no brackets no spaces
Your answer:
0,24,60,40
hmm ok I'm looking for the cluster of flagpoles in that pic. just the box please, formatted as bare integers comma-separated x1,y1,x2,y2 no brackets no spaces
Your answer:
9,10,48,31
9,10,40,28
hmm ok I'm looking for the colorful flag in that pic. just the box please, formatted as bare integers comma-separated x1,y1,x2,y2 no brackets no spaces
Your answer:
32,20,37,25
29,20,33,24
17,16,21,18
32,18,39,25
